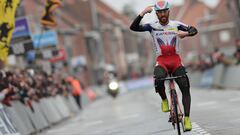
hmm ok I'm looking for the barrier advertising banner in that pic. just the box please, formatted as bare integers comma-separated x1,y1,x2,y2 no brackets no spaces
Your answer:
0,104,20,135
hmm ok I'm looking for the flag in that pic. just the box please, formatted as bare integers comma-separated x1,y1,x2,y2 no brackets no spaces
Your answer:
41,0,62,27
0,0,20,63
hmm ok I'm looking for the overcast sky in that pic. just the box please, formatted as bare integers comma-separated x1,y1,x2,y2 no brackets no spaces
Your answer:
102,0,220,13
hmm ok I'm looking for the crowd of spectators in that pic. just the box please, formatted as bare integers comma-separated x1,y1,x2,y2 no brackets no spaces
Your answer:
186,43,240,72
0,62,90,111
233,39,240,65
0,69,67,107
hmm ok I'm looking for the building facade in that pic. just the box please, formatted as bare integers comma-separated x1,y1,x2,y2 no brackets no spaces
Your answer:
22,0,154,85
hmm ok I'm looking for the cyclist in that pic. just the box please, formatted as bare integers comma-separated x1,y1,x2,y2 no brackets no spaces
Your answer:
130,0,198,131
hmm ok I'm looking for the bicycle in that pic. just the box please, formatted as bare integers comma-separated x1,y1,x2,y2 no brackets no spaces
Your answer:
159,75,186,135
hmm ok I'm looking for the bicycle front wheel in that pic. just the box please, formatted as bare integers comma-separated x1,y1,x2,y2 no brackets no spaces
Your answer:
173,89,181,135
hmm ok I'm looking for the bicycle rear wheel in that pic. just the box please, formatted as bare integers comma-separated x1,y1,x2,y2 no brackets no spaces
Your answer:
172,89,181,135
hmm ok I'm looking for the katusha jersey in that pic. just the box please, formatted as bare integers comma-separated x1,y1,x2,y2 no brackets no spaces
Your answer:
142,20,189,57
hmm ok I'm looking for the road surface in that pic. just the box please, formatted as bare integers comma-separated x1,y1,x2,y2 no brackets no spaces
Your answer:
39,87,240,135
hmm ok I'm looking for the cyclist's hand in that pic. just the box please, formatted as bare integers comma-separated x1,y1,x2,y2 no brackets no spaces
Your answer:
178,31,189,39
140,6,153,17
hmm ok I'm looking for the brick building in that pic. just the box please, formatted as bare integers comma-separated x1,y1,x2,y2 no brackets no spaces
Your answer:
22,0,153,85
228,0,240,37
198,0,236,55
171,0,236,62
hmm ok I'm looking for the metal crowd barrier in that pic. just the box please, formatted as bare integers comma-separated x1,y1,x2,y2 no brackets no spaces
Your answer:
64,95,80,114
53,96,71,119
221,65,240,89
5,102,31,135
188,71,203,87
1,94,82,135
189,65,240,90
211,64,225,88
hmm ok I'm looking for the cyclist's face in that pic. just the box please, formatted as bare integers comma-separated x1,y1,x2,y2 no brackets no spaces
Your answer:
156,9,169,24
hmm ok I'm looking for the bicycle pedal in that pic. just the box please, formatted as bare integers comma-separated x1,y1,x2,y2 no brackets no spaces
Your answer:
168,116,173,122
168,118,172,122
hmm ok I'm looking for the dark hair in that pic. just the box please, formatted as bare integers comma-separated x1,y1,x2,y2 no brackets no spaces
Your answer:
6,71,13,77
0,72,2,80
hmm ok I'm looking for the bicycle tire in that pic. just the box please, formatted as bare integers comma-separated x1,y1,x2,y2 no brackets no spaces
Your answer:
173,89,181,135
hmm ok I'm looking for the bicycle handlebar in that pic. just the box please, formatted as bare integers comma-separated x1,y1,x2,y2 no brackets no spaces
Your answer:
156,75,186,81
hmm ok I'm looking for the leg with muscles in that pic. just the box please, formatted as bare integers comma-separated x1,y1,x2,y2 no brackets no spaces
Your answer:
173,66,192,131
154,66,169,112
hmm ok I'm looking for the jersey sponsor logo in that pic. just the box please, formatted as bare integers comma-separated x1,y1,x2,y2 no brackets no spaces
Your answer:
168,28,178,31
155,31,176,36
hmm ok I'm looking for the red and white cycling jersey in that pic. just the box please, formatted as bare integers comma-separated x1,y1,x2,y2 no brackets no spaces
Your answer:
143,20,189,57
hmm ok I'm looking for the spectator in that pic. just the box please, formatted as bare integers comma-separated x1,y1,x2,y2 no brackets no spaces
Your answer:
0,67,95,111
211,48,233,66
0,71,16,106
66,76,83,109
0,71,8,101
211,48,224,65
234,39,240,65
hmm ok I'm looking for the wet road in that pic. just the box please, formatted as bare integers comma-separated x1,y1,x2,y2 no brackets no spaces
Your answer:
39,88,240,135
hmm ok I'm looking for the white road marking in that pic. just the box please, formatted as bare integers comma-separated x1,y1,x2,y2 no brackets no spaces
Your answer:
191,122,211,135
197,101,217,107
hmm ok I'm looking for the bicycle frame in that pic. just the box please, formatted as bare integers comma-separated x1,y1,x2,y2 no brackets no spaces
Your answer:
157,75,186,134
169,79,184,125
160,75,185,135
